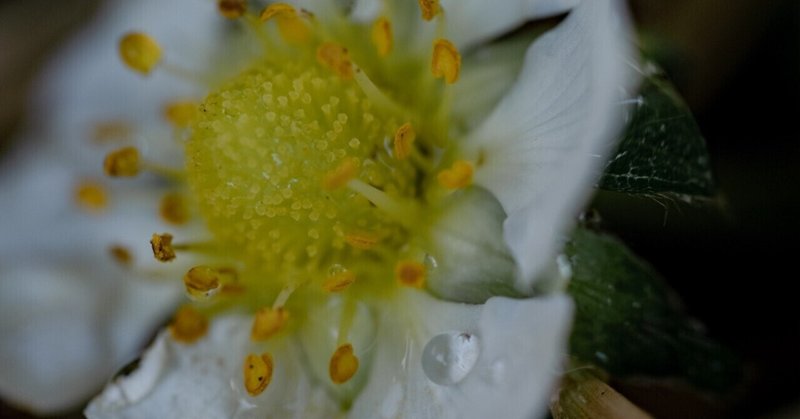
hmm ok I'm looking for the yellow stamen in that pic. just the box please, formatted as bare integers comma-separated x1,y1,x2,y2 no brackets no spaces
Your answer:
91,120,132,143
218,0,246,19
160,192,190,225
431,39,460,84
103,147,140,177
169,306,208,344
418,0,441,21
243,353,274,396
260,3,311,44
437,160,473,189
183,266,221,300
329,343,359,384
344,232,380,250
259,2,295,20
321,158,358,191
251,307,289,341
316,42,354,80
74,180,108,212
109,245,133,267
371,17,393,57
393,123,416,160
322,270,356,292
150,233,176,262
395,260,426,288
163,100,198,128
119,32,162,75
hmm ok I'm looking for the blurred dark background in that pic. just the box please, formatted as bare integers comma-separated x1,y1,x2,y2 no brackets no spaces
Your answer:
1,0,799,417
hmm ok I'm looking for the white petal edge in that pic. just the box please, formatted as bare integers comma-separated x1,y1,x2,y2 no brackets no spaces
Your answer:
451,30,538,134
349,290,574,419
85,315,340,419
464,0,638,291
351,0,578,50
441,0,580,49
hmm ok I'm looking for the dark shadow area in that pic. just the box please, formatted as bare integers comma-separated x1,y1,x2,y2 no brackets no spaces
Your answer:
596,0,800,416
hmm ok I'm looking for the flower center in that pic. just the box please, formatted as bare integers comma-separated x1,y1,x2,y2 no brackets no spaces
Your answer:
102,0,483,397
186,59,418,296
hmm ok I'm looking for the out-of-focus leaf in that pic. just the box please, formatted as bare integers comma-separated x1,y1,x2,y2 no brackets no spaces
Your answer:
599,68,715,196
566,227,739,392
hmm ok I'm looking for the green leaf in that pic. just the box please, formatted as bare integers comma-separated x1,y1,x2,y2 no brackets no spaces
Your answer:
565,227,740,392
599,69,715,196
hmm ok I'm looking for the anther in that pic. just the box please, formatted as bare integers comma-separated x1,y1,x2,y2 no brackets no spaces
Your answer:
119,32,162,75
183,266,222,301
317,42,354,80
371,17,393,57
395,260,426,288
329,343,359,384
418,0,441,21
103,147,140,177
169,306,209,344
160,192,190,225
91,120,132,143
437,160,473,189
218,0,246,19
344,232,380,250
163,100,198,128
393,123,416,160
322,269,356,292
74,180,108,212
431,39,461,84
244,353,274,396
150,233,176,262
259,2,295,20
322,158,358,191
109,245,133,267
260,3,311,44
251,307,289,341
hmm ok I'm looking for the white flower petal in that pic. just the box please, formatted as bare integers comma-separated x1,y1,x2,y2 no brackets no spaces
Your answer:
425,187,520,303
0,264,177,415
349,290,573,419
465,0,637,291
29,0,253,169
0,131,188,415
86,315,340,419
451,31,537,134
441,0,579,49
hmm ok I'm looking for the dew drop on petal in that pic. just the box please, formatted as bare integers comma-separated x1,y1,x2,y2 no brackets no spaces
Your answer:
423,254,438,271
421,332,480,385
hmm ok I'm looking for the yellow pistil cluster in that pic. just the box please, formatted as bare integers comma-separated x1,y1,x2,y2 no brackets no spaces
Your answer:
149,233,176,262
106,0,482,398
118,32,162,75
329,343,359,384
109,245,133,267
103,146,140,177
169,306,209,343
74,180,108,212
243,352,274,396
251,307,289,340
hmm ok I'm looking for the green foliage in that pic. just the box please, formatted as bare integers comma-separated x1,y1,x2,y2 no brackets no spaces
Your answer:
599,69,715,196
565,227,739,392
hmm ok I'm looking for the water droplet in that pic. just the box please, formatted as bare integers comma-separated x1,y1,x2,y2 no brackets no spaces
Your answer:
421,332,480,385
328,264,346,276
423,254,438,271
